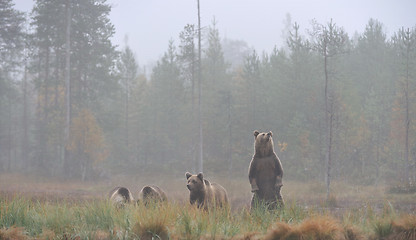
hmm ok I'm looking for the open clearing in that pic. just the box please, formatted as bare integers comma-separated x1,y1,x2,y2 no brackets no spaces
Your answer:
1,172,415,239
1,172,415,213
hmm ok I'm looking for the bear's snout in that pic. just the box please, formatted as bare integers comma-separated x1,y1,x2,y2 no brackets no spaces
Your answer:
187,184,191,190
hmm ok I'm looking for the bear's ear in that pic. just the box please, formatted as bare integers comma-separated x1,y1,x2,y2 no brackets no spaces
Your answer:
186,172,192,180
197,172,204,181
254,130,260,138
267,131,273,137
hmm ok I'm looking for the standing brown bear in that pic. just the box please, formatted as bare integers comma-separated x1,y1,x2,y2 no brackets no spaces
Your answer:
248,130,284,209
185,172,229,210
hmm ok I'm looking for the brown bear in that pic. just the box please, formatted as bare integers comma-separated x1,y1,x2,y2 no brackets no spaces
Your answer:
137,185,167,206
185,172,229,209
109,186,134,208
248,130,284,209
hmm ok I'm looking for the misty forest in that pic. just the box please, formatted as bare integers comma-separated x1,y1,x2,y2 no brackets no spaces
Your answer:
2,0,416,239
1,0,416,191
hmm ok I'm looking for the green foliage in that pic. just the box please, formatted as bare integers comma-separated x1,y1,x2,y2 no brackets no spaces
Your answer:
373,219,394,239
0,0,25,67
0,0,26,172
176,208,207,239
27,0,117,177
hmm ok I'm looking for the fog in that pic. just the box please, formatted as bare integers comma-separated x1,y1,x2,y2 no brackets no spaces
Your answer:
15,0,416,66
109,0,416,66
2,0,416,203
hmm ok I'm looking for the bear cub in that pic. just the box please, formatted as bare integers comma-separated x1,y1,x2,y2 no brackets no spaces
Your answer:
137,185,167,206
109,186,134,208
248,130,284,209
185,172,228,209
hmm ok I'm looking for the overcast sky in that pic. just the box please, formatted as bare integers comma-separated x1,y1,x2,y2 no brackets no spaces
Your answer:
14,0,416,67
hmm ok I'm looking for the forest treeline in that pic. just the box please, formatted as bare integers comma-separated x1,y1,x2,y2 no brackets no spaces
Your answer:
0,0,415,186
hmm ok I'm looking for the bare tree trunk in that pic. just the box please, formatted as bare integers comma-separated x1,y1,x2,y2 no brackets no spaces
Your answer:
81,155,87,181
404,79,409,183
413,147,416,182
327,100,334,200
64,0,71,177
125,76,130,162
197,0,203,173
39,45,50,169
404,30,410,183
22,58,28,167
324,52,332,201
375,121,381,185
35,54,43,169
227,92,233,175
7,93,12,171
191,34,197,173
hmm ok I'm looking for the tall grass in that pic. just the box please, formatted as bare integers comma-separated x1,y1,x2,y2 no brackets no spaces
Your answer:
1,196,415,239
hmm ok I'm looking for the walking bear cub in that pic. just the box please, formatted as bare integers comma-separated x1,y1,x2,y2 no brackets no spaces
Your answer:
248,130,284,209
185,172,228,209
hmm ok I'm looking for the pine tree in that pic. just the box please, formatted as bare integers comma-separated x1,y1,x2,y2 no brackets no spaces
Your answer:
31,0,117,177
178,24,198,170
243,49,260,130
147,40,184,166
202,19,232,169
0,0,25,171
356,19,391,183
391,27,416,183
116,44,139,163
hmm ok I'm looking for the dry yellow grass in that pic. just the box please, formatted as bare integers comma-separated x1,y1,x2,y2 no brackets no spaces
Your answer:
385,214,416,240
264,215,366,240
0,227,28,240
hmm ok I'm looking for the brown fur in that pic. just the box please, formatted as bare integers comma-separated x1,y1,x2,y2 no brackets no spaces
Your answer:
185,172,228,209
248,130,284,209
109,186,134,208
137,185,167,206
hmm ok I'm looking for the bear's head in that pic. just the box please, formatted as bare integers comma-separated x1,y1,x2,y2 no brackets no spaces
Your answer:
186,172,205,192
254,130,274,157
